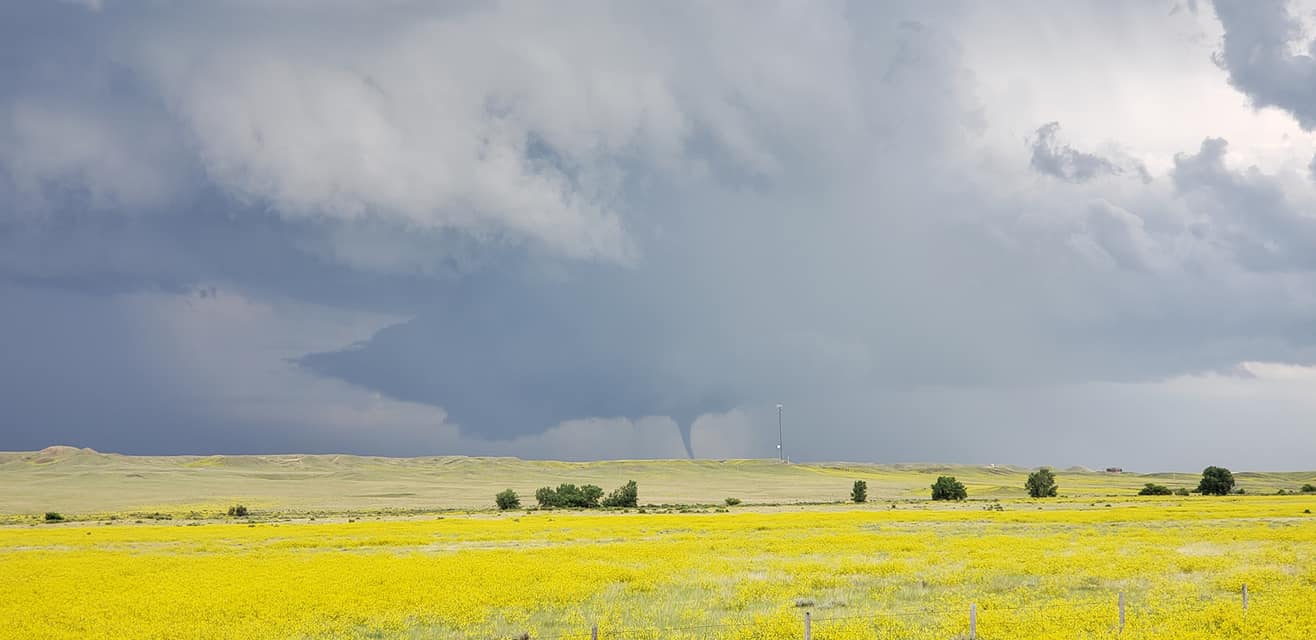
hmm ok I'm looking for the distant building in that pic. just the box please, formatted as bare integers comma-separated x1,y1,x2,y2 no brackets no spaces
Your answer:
1105,467,1123,473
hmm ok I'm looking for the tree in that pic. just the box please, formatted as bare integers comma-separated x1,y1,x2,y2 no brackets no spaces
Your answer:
601,480,638,508
495,489,521,510
554,484,585,507
1197,466,1235,496
535,486,560,508
1301,483,1316,494
227,504,249,517
536,483,610,508
579,485,604,508
1025,467,1058,498
931,476,967,501
851,480,868,503
1138,483,1172,496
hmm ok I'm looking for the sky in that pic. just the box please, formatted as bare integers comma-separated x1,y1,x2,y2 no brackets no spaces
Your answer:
4,0,1316,470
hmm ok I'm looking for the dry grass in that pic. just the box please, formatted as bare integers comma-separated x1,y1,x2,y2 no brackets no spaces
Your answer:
3,446,1314,517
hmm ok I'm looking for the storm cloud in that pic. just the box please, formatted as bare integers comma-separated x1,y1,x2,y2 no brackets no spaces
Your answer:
1030,122,1124,183
5,1,1316,470
1214,0,1316,130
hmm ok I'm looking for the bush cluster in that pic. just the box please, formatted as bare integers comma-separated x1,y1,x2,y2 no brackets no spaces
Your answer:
536,484,603,508
1139,483,1173,496
601,480,639,508
226,505,249,517
526,480,638,509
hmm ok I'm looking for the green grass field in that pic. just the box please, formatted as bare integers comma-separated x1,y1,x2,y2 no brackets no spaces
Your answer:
4,445,1314,519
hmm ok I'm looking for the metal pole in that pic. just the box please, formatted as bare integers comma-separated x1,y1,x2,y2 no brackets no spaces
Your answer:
1119,591,1125,632
777,404,784,462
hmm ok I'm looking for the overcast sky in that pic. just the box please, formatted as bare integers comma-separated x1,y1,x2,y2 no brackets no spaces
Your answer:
5,0,1316,470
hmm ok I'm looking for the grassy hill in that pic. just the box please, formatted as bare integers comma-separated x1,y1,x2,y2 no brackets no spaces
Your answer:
2,446,1313,517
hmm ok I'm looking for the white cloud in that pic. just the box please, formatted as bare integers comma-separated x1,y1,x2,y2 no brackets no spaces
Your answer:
81,2,871,268
1235,360,1316,382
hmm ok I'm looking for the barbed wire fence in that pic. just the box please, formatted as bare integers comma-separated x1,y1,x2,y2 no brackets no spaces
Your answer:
522,584,1254,640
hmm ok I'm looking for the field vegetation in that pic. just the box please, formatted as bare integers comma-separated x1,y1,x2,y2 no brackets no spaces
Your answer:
2,497,1315,638
4,448,1316,638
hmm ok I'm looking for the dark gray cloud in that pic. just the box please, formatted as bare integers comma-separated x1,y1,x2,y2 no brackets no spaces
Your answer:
1030,122,1123,182
4,1,1316,469
1173,136,1316,271
1213,0,1316,130
296,277,737,457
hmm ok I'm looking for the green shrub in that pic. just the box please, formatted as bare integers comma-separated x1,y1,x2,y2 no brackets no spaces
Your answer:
1025,468,1058,498
495,489,521,510
555,484,584,507
931,476,967,501
1174,487,1191,496
724,497,741,506
1139,483,1172,496
601,481,638,508
851,480,868,503
536,484,604,509
535,486,559,508
1301,484,1316,493
1197,466,1235,496
226,505,248,517
579,485,604,508
44,512,64,522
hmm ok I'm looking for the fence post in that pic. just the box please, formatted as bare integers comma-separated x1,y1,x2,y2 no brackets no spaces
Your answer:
1119,591,1125,632
804,611,811,640
591,623,598,640
969,603,977,640
1242,583,1248,614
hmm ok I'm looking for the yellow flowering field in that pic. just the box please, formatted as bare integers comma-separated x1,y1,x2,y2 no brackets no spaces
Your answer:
3,496,1314,639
